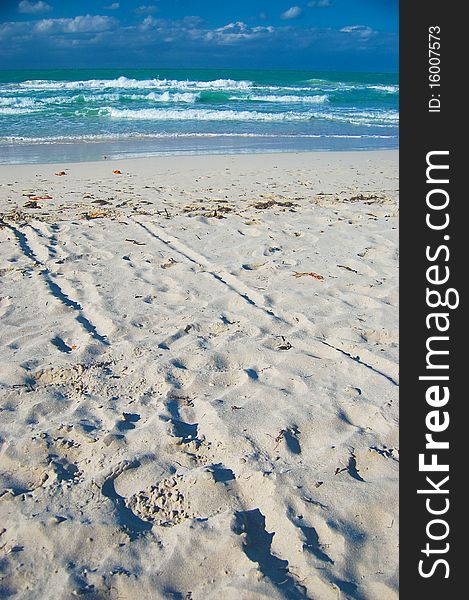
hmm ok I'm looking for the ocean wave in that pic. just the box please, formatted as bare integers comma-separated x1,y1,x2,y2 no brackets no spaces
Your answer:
71,93,121,103
303,79,399,94
41,93,122,105
368,85,399,94
0,106,41,115
103,107,315,122
0,97,40,108
5,80,400,102
17,76,254,92
101,106,398,126
0,100,398,128
303,78,338,85
0,91,334,111
237,94,329,104
10,77,354,95
142,91,200,103
345,110,399,122
48,91,200,104
0,93,123,107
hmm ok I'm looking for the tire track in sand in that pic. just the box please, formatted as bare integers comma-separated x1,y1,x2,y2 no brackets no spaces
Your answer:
133,218,290,325
6,223,110,345
133,217,398,388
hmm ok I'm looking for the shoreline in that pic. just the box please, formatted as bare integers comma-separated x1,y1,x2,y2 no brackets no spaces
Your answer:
0,142,399,166
0,147,398,170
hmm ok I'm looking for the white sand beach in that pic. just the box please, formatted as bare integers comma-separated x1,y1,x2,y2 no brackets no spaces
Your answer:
0,150,399,599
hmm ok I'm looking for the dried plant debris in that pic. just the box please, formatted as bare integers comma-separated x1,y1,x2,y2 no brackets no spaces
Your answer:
24,200,40,209
347,193,382,203
183,204,233,218
337,265,358,273
274,429,286,450
25,194,52,201
0,210,32,225
252,199,299,210
349,193,395,205
83,210,115,220
293,271,324,281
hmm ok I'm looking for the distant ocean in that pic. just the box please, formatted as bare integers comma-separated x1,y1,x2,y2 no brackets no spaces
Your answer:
0,69,398,164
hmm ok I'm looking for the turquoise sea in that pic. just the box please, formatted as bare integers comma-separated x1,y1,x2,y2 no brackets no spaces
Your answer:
0,68,398,163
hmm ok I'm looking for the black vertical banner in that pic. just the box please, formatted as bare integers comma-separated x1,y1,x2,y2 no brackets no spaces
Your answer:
400,2,464,597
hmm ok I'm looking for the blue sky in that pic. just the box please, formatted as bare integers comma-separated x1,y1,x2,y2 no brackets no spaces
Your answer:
0,1,398,72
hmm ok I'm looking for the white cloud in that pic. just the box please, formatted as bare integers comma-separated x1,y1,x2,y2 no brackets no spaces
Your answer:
139,15,202,33
0,12,395,69
340,25,376,38
181,16,204,28
104,2,120,9
140,15,157,30
136,17,274,46
205,21,274,44
216,22,248,33
0,21,26,42
34,15,116,34
281,6,303,20
307,1,332,7
135,5,159,14
18,1,52,14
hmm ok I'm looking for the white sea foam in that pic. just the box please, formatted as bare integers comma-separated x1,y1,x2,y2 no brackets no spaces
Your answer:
303,79,399,94
104,107,314,122
0,93,123,108
0,97,39,108
34,91,199,104
0,132,397,145
143,91,200,103
0,97,20,106
346,110,399,122
70,93,121,103
10,77,339,95
0,106,40,115
3,78,400,100
368,85,399,94
101,106,398,126
35,93,121,105
238,94,329,104
17,76,254,92
0,95,398,128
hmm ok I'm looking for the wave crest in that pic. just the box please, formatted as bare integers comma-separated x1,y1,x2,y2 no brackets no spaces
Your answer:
17,76,254,92
104,107,313,122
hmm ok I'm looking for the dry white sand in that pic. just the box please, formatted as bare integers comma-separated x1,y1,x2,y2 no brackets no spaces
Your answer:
0,151,398,599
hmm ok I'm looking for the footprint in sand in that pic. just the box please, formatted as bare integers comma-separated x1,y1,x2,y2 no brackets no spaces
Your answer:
263,246,282,256
116,412,141,432
123,466,236,528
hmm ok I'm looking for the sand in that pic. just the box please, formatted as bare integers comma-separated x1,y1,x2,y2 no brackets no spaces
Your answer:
0,150,399,600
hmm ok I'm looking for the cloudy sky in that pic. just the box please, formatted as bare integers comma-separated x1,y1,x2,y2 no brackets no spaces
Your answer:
0,1,398,72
